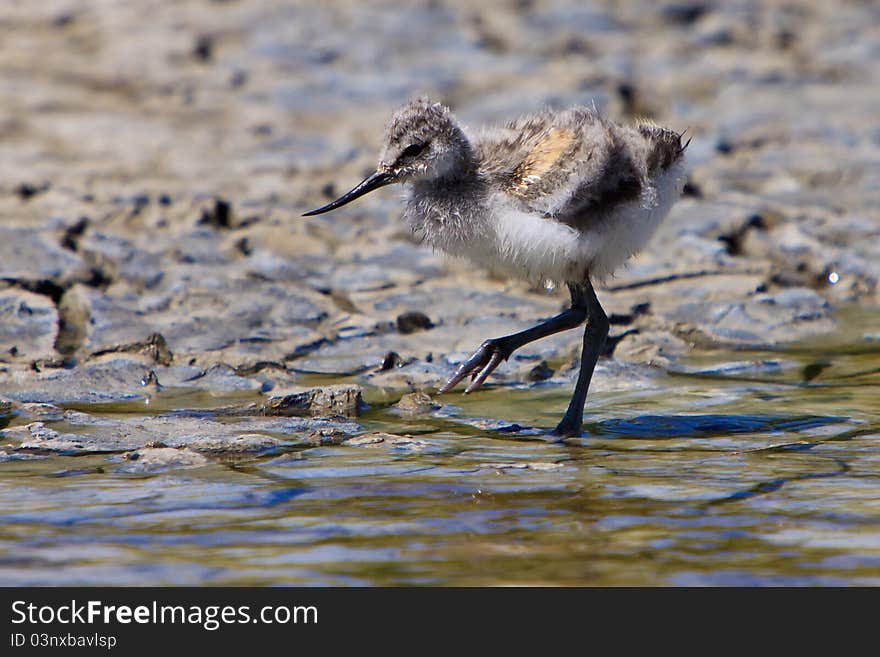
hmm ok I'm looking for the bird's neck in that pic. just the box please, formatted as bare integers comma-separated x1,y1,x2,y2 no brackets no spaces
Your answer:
411,153,481,205
406,154,489,250
406,127,485,231
431,134,479,186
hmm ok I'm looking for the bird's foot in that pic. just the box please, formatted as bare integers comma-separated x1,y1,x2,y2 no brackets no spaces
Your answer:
549,417,583,440
438,339,511,395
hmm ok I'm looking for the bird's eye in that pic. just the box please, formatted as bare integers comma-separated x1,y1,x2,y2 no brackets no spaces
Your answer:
402,143,425,158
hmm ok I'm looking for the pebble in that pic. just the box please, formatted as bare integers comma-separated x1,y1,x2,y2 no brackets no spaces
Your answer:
116,447,209,474
394,392,442,415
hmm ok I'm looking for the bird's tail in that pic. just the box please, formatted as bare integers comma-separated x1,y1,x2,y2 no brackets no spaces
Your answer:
636,121,689,172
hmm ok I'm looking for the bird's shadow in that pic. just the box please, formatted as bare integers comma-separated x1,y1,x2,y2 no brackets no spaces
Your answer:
494,413,847,444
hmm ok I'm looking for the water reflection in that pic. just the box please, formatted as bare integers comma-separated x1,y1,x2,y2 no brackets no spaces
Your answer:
592,414,845,439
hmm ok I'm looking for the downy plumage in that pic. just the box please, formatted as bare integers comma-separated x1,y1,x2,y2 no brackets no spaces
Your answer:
304,97,688,437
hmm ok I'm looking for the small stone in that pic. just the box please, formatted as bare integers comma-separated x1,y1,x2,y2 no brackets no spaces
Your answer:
525,361,554,382
344,434,388,446
396,311,434,334
188,433,283,454
198,198,233,228
141,369,162,390
60,217,89,251
681,180,702,197
235,237,252,256
715,140,734,155
193,34,214,62
91,333,174,367
344,432,429,450
387,435,430,450
378,351,403,371
116,447,209,474
394,391,441,414
261,384,365,417
14,182,50,200
307,428,349,445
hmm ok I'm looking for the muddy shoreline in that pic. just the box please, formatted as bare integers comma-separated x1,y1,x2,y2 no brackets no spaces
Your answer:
1,0,878,455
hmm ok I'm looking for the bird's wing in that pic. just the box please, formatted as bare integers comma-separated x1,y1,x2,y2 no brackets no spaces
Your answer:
478,109,648,227
506,126,580,199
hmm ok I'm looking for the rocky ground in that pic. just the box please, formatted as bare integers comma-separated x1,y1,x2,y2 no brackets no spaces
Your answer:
1,0,878,465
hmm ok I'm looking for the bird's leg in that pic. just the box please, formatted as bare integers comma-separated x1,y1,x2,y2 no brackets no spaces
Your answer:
438,283,589,395
552,280,609,438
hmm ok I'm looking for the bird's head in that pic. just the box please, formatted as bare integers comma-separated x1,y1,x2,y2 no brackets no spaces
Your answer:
303,98,471,217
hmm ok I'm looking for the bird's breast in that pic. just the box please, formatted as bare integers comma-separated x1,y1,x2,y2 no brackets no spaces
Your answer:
404,183,488,249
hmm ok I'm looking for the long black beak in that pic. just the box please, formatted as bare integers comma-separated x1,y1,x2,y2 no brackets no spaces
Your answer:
302,171,394,216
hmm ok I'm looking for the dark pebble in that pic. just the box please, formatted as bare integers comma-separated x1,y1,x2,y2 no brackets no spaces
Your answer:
745,214,766,230
396,311,434,334
193,35,214,62
141,370,162,389
526,361,554,382
60,216,90,252
717,214,766,256
776,30,796,50
716,140,734,155
717,233,742,256
802,361,830,383
662,3,709,26
681,180,702,197
379,351,402,371
199,198,233,228
236,237,253,256
85,266,113,288
15,182,50,200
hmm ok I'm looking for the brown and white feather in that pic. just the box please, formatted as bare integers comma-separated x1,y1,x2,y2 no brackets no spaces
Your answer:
387,99,689,284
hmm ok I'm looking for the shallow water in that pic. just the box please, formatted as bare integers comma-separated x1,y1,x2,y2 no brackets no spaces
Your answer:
1,309,878,586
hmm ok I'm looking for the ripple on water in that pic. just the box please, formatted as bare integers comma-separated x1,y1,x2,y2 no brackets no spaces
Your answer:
1,320,879,585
